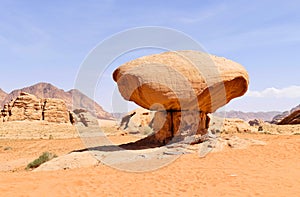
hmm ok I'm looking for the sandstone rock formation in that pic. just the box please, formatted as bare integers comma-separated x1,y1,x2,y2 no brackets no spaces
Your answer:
272,104,300,125
42,98,70,123
118,108,155,132
277,109,300,125
1,82,112,120
72,108,98,127
6,92,43,121
0,92,71,123
113,50,249,144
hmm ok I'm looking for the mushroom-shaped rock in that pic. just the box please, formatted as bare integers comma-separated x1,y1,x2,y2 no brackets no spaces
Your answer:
113,50,248,112
113,50,249,144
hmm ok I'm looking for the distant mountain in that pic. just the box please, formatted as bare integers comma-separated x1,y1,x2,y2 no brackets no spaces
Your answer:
1,82,112,120
0,89,7,104
215,110,281,122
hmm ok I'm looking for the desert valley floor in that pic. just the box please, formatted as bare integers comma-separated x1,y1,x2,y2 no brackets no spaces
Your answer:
0,125,299,196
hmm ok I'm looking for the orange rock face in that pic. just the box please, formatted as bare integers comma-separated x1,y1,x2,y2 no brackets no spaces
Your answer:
1,92,71,124
113,50,249,112
113,50,249,143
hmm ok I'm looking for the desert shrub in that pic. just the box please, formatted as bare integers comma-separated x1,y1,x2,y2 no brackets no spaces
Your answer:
26,152,57,170
258,126,263,132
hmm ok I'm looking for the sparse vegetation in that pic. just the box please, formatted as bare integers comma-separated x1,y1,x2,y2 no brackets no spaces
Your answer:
293,133,300,135
258,126,263,132
26,152,57,170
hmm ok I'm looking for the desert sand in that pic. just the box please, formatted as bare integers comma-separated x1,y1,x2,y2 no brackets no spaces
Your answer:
0,126,299,196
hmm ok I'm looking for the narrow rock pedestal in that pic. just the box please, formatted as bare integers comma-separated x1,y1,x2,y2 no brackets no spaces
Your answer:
152,110,210,144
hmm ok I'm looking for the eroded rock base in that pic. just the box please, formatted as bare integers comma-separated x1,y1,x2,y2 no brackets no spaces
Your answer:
151,110,210,144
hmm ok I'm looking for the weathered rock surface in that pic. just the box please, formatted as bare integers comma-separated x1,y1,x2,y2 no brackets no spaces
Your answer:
5,92,43,121
272,104,300,125
42,98,70,123
277,109,300,125
72,108,99,127
113,50,249,112
0,92,71,123
271,111,290,124
113,51,249,143
152,111,210,143
1,82,112,120
118,108,155,133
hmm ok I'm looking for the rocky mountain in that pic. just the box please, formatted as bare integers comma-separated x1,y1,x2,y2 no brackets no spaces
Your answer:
0,88,7,103
272,104,300,125
1,82,112,120
214,111,281,122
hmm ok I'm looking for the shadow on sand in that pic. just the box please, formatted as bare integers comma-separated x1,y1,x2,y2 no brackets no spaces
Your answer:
71,133,207,153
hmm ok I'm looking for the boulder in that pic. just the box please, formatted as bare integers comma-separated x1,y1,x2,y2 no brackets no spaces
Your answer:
113,51,249,144
248,119,264,126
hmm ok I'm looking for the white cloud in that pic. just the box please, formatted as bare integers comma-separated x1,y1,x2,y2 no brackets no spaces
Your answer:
246,86,300,98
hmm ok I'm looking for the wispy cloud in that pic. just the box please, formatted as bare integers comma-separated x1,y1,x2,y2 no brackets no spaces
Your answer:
178,4,226,24
246,86,300,98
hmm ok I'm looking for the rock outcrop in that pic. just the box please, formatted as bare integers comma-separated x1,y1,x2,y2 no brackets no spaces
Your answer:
248,119,264,127
118,108,155,131
5,92,43,121
113,50,249,144
72,108,98,127
1,82,112,120
42,98,70,123
277,109,300,125
0,92,71,123
272,104,300,125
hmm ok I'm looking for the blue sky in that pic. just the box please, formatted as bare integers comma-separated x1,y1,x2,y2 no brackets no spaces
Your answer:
0,0,299,112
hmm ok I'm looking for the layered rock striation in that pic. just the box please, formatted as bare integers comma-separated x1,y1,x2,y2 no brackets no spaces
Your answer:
0,92,71,123
113,50,249,144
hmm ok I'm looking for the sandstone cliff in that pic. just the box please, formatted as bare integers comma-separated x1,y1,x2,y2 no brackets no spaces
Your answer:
1,82,112,120
272,104,300,125
1,92,71,123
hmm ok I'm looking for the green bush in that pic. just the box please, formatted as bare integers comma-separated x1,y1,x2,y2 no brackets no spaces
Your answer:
26,152,57,170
